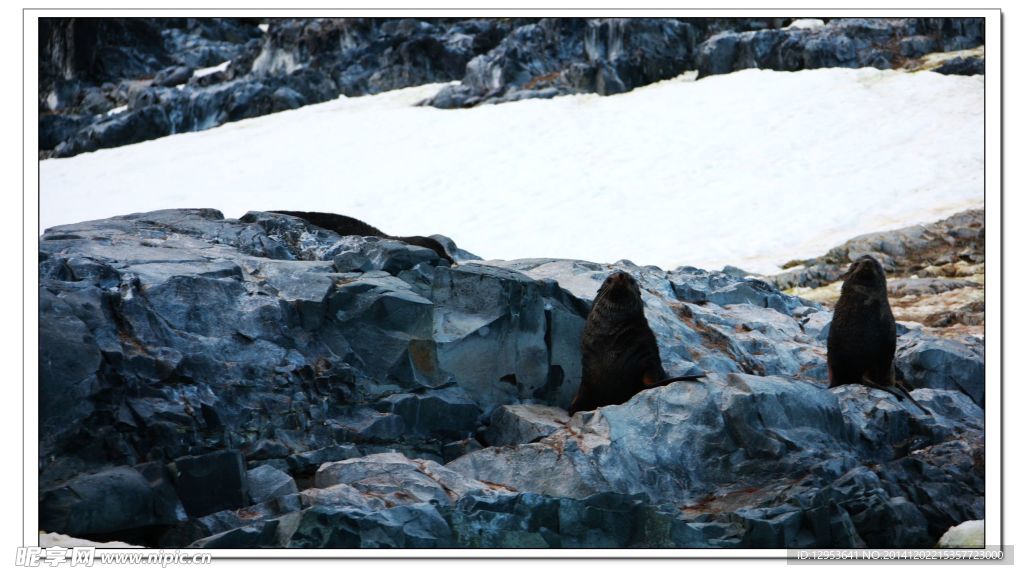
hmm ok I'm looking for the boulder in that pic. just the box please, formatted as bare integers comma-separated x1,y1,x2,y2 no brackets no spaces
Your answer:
39,465,185,538
315,452,502,508
288,503,452,548
247,465,299,505
895,334,984,406
173,450,250,517
483,404,569,446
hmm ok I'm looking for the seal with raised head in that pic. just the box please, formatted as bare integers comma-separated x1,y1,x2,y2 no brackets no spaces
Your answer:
269,210,455,264
827,255,930,414
569,271,701,415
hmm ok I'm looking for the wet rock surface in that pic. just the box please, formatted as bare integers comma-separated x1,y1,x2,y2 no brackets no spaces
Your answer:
39,209,984,548
40,17,983,157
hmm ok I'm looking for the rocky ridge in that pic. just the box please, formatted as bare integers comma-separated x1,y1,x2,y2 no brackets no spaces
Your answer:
771,209,984,338
39,209,984,548
40,16,984,158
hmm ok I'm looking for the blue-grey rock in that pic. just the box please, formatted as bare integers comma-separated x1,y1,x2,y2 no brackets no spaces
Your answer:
377,387,481,439
329,408,406,443
153,65,194,87
896,334,984,406
271,86,307,111
38,208,985,548
247,465,299,505
695,17,983,79
427,18,699,108
189,512,302,549
42,17,984,158
164,493,303,548
483,404,568,446
288,503,452,548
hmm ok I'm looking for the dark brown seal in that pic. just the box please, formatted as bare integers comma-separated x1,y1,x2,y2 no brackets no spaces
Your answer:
569,271,701,415
269,210,454,264
827,255,930,414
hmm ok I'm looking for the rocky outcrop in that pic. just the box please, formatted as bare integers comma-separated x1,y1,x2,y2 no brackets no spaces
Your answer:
424,18,701,108
694,17,983,79
38,209,984,548
39,18,516,158
770,209,984,337
39,17,984,157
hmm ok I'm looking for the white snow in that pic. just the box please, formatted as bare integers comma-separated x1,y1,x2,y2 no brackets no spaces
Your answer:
786,19,825,30
192,60,230,79
39,67,983,274
105,105,127,116
259,23,269,33
39,532,143,548
937,520,984,548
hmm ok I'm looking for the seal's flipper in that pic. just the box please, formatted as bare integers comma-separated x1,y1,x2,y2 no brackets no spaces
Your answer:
648,374,705,388
863,376,932,416
894,379,932,416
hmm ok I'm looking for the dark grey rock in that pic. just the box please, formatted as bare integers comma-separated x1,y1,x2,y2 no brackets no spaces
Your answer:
173,450,250,517
39,466,185,537
377,387,482,439
933,55,985,76
271,86,307,111
330,237,442,275
38,288,101,451
244,439,291,461
286,444,362,476
153,65,194,87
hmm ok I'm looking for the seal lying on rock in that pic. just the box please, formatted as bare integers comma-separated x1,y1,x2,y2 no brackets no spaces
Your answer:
270,210,455,264
827,255,930,414
569,271,703,415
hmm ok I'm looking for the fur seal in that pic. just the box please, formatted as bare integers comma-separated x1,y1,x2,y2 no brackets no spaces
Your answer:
269,210,454,264
569,271,702,415
827,255,930,414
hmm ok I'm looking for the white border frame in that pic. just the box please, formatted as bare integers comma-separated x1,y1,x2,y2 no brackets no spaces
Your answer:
21,4,1002,560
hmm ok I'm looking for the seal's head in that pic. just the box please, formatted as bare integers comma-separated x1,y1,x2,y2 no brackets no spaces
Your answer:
842,255,887,293
593,271,644,316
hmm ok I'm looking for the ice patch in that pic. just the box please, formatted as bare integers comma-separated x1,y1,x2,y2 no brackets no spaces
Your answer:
193,60,231,79
937,520,984,548
786,19,825,31
39,68,983,274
